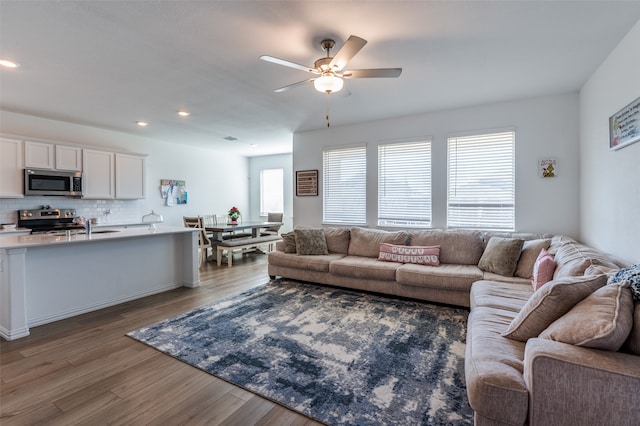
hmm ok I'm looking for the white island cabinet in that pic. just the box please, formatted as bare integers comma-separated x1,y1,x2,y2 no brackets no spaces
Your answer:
0,226,200,340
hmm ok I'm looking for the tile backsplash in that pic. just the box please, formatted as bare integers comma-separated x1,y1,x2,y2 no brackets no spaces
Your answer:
0,197,144,226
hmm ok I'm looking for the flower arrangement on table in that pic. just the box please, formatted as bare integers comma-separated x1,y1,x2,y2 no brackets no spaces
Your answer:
228,206,241,223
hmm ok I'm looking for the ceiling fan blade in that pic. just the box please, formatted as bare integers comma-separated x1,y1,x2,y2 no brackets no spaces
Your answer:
260,55,317,74
342,68,403,78
329,35,367,71
274,78,314,93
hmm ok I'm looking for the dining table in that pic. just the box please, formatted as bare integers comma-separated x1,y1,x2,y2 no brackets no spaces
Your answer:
205,221,283,242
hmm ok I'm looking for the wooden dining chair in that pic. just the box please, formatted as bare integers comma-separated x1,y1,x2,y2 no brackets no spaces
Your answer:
183,216,212,267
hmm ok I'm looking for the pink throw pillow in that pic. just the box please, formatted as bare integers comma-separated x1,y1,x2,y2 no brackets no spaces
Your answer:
531,248,556,291
378,243,440,266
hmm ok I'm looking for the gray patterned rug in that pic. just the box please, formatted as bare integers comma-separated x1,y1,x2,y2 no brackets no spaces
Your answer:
127,280,472,425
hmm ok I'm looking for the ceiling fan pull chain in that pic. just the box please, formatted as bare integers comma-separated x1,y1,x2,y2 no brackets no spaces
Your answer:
326,94,331,127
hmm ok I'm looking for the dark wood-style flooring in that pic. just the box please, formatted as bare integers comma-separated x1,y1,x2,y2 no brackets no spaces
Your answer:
0,251,322,425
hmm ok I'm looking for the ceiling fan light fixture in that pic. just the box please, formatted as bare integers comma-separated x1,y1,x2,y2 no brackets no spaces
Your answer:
314,74,343,94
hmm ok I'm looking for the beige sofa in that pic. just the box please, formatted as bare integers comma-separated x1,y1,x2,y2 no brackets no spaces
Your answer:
268,227,640,425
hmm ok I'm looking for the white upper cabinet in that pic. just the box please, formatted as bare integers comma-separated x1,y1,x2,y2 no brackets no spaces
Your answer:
82,149,115,199
55,145,82,171
115,153,145,199
24,140,82,171
24,140,55,169
0,138,24,198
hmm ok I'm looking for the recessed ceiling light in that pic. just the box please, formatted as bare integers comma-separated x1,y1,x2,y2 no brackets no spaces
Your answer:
136,121,148,127
250,144,258,147
177,110,190,117
0,58,19,68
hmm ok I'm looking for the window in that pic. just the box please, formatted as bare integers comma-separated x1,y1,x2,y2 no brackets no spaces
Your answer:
447,131,515,230
378,140,432,227
323,145,366,225
260,168,284,216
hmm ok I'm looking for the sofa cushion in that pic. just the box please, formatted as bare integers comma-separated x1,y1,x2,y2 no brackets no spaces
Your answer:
531,248,556,291
348,227,409,258
267,251,345,273
480,272,532,285
552,239,618,279
502,274,607,342
539,282,634,351
324,227,351,254
609,263,640,301
465,306,529,426
515,238,552,278
470,281,533,312
396,264,483,292
410,229,484,265
281,232,297,253
622,302,640,355
377,243,440,266
478,237,524,276
330,256,400,281
294,228,329,255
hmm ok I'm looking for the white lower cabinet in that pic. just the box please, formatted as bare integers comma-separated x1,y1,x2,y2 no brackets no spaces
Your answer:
0,138,24,198
82,149,115,199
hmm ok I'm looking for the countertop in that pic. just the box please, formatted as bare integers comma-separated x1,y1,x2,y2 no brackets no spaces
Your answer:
0,226,197,249
0,227,32,235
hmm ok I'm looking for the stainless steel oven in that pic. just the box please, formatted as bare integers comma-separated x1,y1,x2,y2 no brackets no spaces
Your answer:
24,169,82,197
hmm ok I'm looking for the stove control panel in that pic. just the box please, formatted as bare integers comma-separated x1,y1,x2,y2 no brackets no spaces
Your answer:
19,208,77,221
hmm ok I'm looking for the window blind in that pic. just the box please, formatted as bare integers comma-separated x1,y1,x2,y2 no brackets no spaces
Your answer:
378,141,432,227
447,131,515,230
323,145,366,225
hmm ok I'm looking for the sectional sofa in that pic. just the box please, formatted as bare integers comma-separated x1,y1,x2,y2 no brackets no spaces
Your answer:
267,226,640,426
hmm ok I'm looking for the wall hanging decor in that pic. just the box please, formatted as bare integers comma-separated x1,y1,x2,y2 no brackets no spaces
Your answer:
296,170,318,196
160,179,188,206
609,95,640,151
538,158,558,178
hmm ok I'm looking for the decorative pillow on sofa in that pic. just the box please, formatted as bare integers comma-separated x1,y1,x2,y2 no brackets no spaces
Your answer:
622,302,640,355
377,243,440,266
294,228,329,255
478,237,524,277
281,232,297,253
515,238,552,278
502,274,607,342
539,282,634,351
609,263,640,301
531,248,556,291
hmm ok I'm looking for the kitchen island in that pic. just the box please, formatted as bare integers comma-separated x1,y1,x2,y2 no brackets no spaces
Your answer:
0,226,200,340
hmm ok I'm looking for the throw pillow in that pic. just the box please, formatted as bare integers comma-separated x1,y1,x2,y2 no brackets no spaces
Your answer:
531,248,557,291
282,232,297,253
294,228,329,255
478,237,525,277
377,243,440,266
539,282,634,351
502,274,607,342
515,238,552,278
609,263,640,301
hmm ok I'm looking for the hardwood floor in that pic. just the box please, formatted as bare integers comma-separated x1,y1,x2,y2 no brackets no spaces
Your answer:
0,251,322,425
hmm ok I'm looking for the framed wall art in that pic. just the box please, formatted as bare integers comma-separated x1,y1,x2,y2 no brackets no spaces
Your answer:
296,169,318,196
609,95,640,151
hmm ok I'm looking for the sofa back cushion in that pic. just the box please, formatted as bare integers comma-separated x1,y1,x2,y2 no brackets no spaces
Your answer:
551,239,618,279
348,227,409,258
411,229,484,265
323,227,351,254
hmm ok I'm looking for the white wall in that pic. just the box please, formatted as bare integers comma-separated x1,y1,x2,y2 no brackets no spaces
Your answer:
580,20,640,263
0,111,249,227
293,93,581,237
248,153,293,233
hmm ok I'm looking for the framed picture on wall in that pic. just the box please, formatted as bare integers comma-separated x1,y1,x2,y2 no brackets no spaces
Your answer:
296,170,318,196
609,95,640,150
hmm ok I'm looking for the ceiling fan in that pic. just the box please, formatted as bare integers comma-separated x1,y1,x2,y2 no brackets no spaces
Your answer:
260,35,402,94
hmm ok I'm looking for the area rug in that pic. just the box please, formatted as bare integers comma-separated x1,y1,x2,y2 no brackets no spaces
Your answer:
127,280,473,425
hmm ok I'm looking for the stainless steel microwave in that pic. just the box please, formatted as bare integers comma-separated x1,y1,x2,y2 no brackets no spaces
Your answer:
24,169,83,197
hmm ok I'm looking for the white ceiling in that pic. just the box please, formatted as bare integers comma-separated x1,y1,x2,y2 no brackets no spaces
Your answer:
1,1,640,157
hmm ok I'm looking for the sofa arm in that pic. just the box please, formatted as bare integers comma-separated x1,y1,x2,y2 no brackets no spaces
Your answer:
524,338,640,426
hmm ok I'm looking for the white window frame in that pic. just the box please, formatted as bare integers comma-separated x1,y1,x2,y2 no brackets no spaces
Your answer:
323,145,367,225
378,140,432,228
447,130,515,230
259,168,284,216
